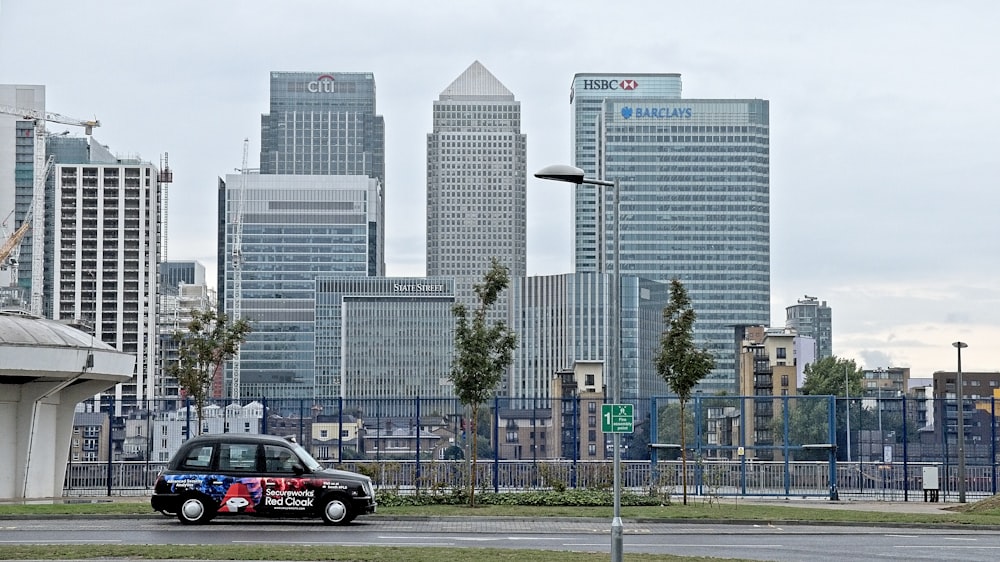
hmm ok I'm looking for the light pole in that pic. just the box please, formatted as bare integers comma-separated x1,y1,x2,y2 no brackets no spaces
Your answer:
953,341,968,503
874,367,885,463
535,164,623,562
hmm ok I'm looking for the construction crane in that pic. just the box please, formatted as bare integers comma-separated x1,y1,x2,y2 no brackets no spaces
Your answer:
0,104,100,315
230,139,249,400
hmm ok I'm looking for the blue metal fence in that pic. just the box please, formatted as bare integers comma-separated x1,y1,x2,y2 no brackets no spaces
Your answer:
65,394,1000,501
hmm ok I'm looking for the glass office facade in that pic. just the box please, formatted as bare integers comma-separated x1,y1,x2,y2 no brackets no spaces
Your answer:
260,72,385,184
315,277,455,410
508,273,669,406
572,74,770,394
221,174,383,399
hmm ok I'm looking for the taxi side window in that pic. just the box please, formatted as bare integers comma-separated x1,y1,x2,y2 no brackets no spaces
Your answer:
264,444,300,474
179,445,214,470
219,443,258,472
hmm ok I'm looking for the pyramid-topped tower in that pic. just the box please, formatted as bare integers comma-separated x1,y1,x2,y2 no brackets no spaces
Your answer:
426,61,526,319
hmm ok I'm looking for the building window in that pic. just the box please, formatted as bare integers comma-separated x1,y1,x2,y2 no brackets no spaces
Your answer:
320,430,328,438
588,401,597,413
776,347,787,359
586,374,595,386
588,415,596,428
781,375,789,387
588,444,597,456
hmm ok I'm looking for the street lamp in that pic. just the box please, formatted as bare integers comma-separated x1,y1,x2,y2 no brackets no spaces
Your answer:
534,164,624,562
952,341,968,503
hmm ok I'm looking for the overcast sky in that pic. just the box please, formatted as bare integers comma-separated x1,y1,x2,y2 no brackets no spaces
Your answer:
2,0,998,379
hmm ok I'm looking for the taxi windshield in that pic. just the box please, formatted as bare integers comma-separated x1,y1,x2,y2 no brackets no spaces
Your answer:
289,441,322,471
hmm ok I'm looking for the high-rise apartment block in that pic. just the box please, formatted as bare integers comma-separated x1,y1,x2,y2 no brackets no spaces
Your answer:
571,73,770,394
785,296,832,359
426,61,526,308
50,137,161,408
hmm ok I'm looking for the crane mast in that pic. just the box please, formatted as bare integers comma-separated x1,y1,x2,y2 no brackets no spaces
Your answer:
0,104,99,315
231,139,249,400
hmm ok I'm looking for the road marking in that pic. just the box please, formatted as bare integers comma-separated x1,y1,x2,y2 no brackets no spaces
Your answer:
942,537,979,541
0,540,120,544
885,534,919,538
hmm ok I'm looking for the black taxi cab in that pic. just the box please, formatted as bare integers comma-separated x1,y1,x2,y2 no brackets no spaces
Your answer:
151,433,376,525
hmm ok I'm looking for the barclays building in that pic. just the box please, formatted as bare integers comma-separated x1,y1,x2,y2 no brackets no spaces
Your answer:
572,74,770,394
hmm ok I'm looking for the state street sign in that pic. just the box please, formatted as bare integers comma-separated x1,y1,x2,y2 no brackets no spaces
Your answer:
601,403,634,433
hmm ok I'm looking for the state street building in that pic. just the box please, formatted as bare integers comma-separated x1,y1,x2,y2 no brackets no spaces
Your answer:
571,74,770,394
314,277,456,416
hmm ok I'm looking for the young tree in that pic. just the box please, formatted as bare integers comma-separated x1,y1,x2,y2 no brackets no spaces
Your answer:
654,278,715,505
169,308,252,432
449,258,517,507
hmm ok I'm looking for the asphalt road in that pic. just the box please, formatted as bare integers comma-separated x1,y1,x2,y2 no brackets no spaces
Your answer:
2,515,1000,561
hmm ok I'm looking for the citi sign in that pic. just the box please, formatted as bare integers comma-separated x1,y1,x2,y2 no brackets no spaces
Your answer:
307,75,335,93
582,79,638,91
620,106,693,119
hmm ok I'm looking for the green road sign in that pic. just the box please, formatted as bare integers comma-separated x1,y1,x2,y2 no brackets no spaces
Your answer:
601,403,634,433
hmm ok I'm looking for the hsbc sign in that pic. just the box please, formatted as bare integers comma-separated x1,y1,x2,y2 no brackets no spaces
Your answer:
582,79,638,91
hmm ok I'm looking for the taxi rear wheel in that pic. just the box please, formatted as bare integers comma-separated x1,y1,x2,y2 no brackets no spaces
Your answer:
177,495,215,525
321,496,354,525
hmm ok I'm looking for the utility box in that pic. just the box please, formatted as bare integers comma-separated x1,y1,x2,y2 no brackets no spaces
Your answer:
922,466,940,502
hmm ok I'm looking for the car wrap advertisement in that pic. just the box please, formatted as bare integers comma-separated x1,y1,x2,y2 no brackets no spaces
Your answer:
162,474,340,513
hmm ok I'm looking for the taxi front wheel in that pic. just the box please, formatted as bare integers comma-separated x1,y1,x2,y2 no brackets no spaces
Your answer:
177,495,215,525
321,496,354,525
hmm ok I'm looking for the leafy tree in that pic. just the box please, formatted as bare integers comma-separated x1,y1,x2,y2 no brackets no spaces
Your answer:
449,258,517,507
654,278,715,505
802,356,862,397
169,308,251,432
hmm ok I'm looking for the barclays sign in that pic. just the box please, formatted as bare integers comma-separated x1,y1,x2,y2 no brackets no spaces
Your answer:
620,106,692,119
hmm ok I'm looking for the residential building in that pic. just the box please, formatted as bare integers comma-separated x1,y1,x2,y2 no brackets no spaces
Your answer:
551,361,607,460
785,296,832,360
738,326,797,461
69,412,109,463
571,73,770,395
426,61,526,312
50,138,160,410
495,407,553,460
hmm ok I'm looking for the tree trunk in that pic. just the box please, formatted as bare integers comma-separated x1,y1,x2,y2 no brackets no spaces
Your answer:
680,400,688,505
469,403,478,507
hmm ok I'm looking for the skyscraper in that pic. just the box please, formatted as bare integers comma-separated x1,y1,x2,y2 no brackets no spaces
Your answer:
786,296,832,359
571,74,770,394
260,72,384,183
0,84,45,302
218,71,387,400
49,137,161,409
426,61,526,308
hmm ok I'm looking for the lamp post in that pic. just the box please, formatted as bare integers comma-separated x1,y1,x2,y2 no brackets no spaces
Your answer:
952,341,968,503
874,367,885,463
535,164,623,562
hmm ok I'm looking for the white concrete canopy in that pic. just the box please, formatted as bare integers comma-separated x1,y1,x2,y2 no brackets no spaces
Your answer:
0,310,134,499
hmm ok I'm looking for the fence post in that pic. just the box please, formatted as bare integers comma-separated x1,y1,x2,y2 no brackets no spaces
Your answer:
650,396,659,483
902,395,909,501
338,397,343,463
783,395,790,497
493,396,499,493
992,397,997,497
416,396,421,495
105,395,113,496
827,395,839,500
739,396,747,495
